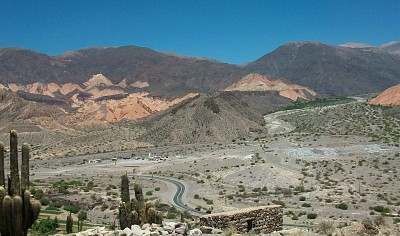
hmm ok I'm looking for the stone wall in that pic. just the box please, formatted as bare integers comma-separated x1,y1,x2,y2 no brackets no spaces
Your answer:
199,205,282,234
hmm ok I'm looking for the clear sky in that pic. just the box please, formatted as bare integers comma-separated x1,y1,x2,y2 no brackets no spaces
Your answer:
1,0,399,64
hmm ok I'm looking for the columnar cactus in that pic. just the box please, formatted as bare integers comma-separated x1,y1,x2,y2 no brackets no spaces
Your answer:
118,174,160,229
0,130,41,236
66,212,73,233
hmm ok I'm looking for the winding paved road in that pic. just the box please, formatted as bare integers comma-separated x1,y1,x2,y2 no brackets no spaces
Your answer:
135,175,206,216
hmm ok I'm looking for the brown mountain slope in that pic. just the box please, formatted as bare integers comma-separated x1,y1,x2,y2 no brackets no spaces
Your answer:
368,83,400,106
244,42,400,96
134,92,293,145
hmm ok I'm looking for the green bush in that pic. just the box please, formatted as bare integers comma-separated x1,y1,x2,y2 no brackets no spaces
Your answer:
40,198,50,206
166,212,176,219
336,202,348,210
272,200,285,207
299,196,306,201
372,205,390,214
307,213,318,219
101,204,109,211
31,217,59,234
34,189,44,200
301,203,311,208
49,201,63,209
64,203,80,214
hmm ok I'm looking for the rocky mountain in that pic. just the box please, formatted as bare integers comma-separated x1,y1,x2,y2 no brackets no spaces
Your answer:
2,42,400,98
244,42,400,96
368,83,400,106
223,73,316,101
0,46,247,96
379,41,400,55
339,41,400,55
134,91,293,145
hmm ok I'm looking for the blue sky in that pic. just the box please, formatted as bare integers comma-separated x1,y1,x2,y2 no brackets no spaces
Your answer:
1,0,399,64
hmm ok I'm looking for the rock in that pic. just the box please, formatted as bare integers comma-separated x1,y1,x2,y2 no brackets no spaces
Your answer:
142,229,151,236
164,222,177,233
130,225,143,236
160,230,169,235
142,223,151,230
211,228,223,234
189,228,202,235
174,226,187,235
199,226,213,234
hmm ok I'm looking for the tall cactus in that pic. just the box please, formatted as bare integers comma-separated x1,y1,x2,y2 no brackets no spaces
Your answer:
66,212,73,233
118,174,160,229
0,130,41,236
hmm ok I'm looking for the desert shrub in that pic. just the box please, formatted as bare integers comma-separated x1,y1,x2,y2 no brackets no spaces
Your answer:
299,196,306,201
374,215,386,226
336,202,348,210
49,201,63,209
301,203,311,208
64,203,80,213
31,217,59,235
101,204,109,211
307,213,318,219
372,205,390,214
317,220,335,235
78,211,88,221
272,200,285,207
166,212,176,219
223,226,237,236
40,198,50,206
145,191,153,196
33,189,44,200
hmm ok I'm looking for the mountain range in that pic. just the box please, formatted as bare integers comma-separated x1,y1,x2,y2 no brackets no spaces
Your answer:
0,40,399,148
1,41,399,97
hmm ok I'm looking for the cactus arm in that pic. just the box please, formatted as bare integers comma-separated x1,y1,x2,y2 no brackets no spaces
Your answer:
147,208,156,224
0,187,7,235
4,195,13,235
21,143,30,193
13,196,24,236
133,182,144,202
27,201,41,230
0,142,5,187
23,190,30,230
10,130,20,196
121,174,130,204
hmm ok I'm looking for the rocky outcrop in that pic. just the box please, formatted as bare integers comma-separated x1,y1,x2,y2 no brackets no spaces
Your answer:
53,222,215,236
200,205,283,234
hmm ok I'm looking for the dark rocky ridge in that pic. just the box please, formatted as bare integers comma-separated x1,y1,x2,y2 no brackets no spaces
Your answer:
244,42,400,95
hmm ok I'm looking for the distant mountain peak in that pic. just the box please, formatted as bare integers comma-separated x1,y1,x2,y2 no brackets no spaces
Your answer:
84,74,114,89
224,73,316,101
338,42,374,48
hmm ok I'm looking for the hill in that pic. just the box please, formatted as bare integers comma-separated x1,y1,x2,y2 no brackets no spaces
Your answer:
368,83,400,106
134,92,293,145
244,42,400,96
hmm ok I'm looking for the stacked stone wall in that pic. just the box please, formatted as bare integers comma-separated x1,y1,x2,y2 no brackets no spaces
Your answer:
200,205,282,234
